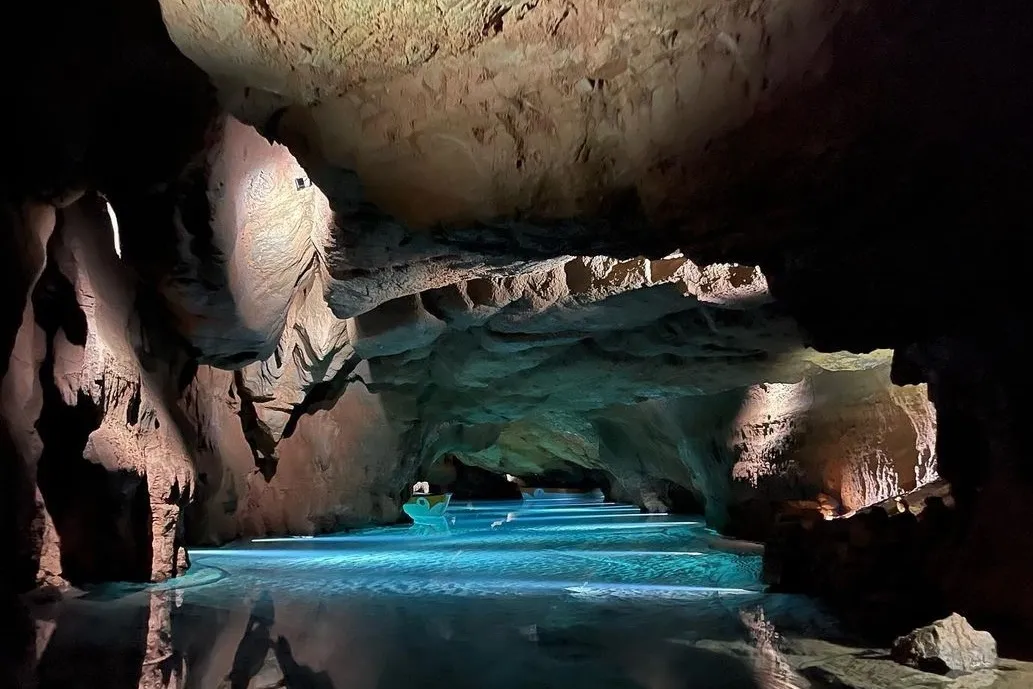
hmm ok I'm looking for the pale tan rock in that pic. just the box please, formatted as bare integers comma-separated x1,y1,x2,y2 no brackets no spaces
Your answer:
159,116,331,367
443,364,935,536
1,202,58,589
238,268,354,443
160,0,843,232
350,295,448,359
893,614,998,675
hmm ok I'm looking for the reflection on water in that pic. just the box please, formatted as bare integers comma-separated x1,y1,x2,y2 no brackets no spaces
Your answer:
26,498,837,689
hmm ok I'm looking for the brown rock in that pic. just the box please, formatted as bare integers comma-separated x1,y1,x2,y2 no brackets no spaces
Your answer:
892,614,997,675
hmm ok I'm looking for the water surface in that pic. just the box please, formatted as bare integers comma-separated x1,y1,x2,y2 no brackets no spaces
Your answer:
33,498,836,688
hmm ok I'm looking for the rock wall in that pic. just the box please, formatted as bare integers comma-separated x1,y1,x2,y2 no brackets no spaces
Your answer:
444,365,936,539
155,116,332,367
182,362,404,544
1,132,943,585
2,202,58,593
159,0,844,239
6,0,1031,653
764,480,957,642
2,156,940,584
3,197,197,585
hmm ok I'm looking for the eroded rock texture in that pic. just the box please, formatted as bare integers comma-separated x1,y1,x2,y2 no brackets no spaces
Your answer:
346,253,936,538
4,0,1032,658
159,0,841,236
892,613,997,675
169,214,936,542
157,116,332,367
5,198,197,586
2,202,59,592
182,361,403,544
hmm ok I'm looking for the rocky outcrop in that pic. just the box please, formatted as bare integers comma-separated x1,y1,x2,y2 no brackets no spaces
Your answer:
158,0,846,247
3,0,1030,661
3,151,943,563
439,364,935,539
112,153,935,545
892,614,997,675
763,480,959,640
182,361,406,544
27,198,196,584
156,116,331,367
56,202,196,581
3,0,215,590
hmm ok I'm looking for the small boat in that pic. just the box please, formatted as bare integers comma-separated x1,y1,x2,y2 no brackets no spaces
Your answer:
520,487,605,503
402,492,453,526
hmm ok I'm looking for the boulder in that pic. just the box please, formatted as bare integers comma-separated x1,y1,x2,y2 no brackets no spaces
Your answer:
891,613,997,675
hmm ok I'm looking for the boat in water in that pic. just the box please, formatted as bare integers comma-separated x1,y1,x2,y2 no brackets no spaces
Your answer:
402,485,606,529
520,487,605,503
402,492,453,526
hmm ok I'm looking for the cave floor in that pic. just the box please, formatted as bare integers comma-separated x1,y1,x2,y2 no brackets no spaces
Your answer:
27,500,1033,689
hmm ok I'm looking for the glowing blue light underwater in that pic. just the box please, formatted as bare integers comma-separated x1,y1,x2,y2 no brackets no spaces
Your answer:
189,548,706,559
448,501,630,510
186,499,761,601
447,506,645,515
525,520,701,531
247,519,694,545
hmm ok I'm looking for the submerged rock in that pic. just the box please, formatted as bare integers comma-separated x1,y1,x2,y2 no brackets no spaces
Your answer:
891,613,997,675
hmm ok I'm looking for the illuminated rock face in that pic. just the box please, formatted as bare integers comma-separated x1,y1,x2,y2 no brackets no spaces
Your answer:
158,0,840,232
2,197,195,586
157,116,332,367
0,113,938,580
442,367,936,539
5,0,1033,647
182,362,404,544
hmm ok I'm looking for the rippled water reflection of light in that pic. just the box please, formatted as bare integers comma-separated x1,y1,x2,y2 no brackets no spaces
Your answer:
46,497,834,689
186,499,762,601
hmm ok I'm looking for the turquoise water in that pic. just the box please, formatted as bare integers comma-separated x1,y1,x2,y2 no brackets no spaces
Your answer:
34,498,835,689
183,499,761,602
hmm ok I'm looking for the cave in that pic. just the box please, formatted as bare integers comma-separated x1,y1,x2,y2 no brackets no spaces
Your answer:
2,0,1031,687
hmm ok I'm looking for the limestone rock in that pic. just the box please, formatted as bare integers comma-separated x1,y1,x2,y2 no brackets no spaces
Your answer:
1,0,1029,667
158,116,330,367
1,202,57,592
762,479,957,637
159,0,845,241
892,614,997,675
426,362,936,539
4,197,198,585
237,268,355,446
183,362,405,544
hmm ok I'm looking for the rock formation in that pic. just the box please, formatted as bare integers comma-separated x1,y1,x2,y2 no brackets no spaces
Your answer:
2,0,1031,659
892,614,998,675
9,197,196,585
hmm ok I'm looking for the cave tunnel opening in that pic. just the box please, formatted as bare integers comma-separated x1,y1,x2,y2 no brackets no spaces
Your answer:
420,454,621,503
